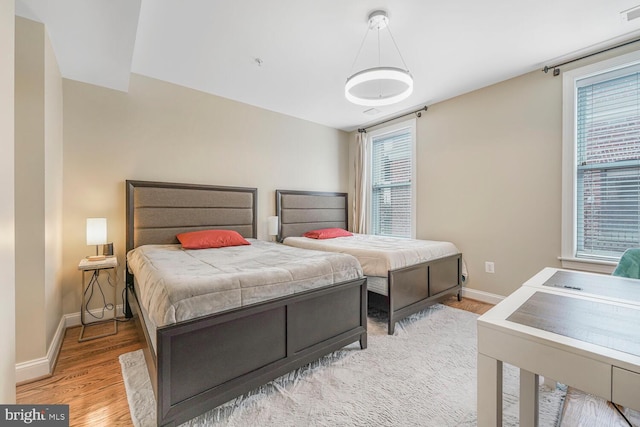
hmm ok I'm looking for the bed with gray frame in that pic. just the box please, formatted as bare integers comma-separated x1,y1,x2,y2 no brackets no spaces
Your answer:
276,189,462,335
125,180,367,426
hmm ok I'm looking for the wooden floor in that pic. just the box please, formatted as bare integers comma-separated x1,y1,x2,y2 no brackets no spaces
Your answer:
17,319,144,427
16,296,638,426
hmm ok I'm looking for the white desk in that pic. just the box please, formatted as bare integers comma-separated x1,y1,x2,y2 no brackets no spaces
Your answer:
477,267,640,427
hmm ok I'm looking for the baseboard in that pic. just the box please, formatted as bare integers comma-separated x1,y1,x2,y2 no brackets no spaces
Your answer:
16,304,124,383
461,287,504,305
64,304,124,328
15,315,65,384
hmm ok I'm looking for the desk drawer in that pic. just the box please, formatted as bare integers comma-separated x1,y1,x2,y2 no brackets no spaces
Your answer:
612,366,640,411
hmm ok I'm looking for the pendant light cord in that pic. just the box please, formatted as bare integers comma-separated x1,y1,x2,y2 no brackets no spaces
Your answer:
386,23,410,71
377,26,382,97
348,17,411,77
348,26,371,76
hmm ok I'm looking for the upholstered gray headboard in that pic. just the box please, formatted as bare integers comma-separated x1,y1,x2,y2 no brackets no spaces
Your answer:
275,190,348,241
126,180,257,252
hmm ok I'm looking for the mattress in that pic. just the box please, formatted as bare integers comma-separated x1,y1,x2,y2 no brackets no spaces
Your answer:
127,239,363,328
283,234,461,278
132,277,158,351
366,276,389,296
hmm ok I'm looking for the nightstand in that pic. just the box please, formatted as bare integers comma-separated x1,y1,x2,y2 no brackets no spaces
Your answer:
78,256,118,342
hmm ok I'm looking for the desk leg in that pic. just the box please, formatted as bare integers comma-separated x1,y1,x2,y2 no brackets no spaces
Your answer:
520,369,539,427
478,353,503,427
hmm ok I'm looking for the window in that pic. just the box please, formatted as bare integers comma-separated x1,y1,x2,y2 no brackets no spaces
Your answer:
562,50,640,271
368,119,416,238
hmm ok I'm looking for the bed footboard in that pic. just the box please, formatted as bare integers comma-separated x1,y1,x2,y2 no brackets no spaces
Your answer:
129,277,367,427
369,253,462,335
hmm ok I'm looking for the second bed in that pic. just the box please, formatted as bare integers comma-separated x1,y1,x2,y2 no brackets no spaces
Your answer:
276,189,464,335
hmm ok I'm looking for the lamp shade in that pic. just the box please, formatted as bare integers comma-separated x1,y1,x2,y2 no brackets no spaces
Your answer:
86,218,107,246
267,216,279,236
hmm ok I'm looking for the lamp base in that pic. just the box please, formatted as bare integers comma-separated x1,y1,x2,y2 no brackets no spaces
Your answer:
87,255,106,261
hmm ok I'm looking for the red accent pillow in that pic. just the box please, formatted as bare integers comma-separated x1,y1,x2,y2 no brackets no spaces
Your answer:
176,229,251,249
302,228,353,239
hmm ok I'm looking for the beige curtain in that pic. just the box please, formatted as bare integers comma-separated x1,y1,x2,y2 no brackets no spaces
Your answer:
353,131,369,233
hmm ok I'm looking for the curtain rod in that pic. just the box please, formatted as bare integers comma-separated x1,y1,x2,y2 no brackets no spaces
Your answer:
358,106,428,133
543,37,640,76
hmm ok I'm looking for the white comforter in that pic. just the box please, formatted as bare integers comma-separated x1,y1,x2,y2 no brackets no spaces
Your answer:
283,234,460,277
127,240,363,327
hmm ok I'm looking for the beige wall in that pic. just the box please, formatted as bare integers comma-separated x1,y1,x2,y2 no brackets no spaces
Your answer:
352,70,564,298
61,74,350,313
349,70,564,297
0,0,16,402
350,46,640,298
15,16,63,364
44,24,63,350
416,70,563,297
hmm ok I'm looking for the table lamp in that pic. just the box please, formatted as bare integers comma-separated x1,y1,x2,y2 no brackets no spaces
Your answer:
86,218,107,261
267,216,279,242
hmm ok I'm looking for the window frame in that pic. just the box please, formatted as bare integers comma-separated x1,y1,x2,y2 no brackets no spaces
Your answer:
366,118,417,238
561,49,640,273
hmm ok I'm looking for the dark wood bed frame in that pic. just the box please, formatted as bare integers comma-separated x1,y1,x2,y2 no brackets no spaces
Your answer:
125,180,367,426
275,189,462,335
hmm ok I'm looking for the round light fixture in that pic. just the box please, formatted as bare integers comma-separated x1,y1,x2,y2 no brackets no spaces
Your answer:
345,67,413,106
345,10,414,107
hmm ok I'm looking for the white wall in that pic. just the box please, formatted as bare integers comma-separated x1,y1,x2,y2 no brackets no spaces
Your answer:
0,0,16,402
61,74,350,314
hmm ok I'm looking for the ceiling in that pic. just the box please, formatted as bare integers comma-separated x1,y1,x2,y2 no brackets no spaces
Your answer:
14,0,640,132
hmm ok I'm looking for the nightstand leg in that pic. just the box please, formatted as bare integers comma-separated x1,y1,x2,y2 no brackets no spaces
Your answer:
79,268,118,342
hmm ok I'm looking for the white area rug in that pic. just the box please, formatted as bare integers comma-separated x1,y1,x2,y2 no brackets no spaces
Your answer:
120,304,567,426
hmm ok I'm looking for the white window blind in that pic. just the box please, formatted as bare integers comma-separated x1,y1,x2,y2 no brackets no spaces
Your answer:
371,126,413,237
576,68,640,259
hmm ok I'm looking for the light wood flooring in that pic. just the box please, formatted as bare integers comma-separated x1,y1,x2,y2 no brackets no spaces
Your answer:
17,319,143,426
16,297,638,426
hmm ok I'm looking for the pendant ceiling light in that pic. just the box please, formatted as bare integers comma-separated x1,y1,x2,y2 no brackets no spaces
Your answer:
345,10,413,107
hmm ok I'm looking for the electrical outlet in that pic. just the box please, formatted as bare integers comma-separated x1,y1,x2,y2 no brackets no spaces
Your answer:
485,261,495,274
